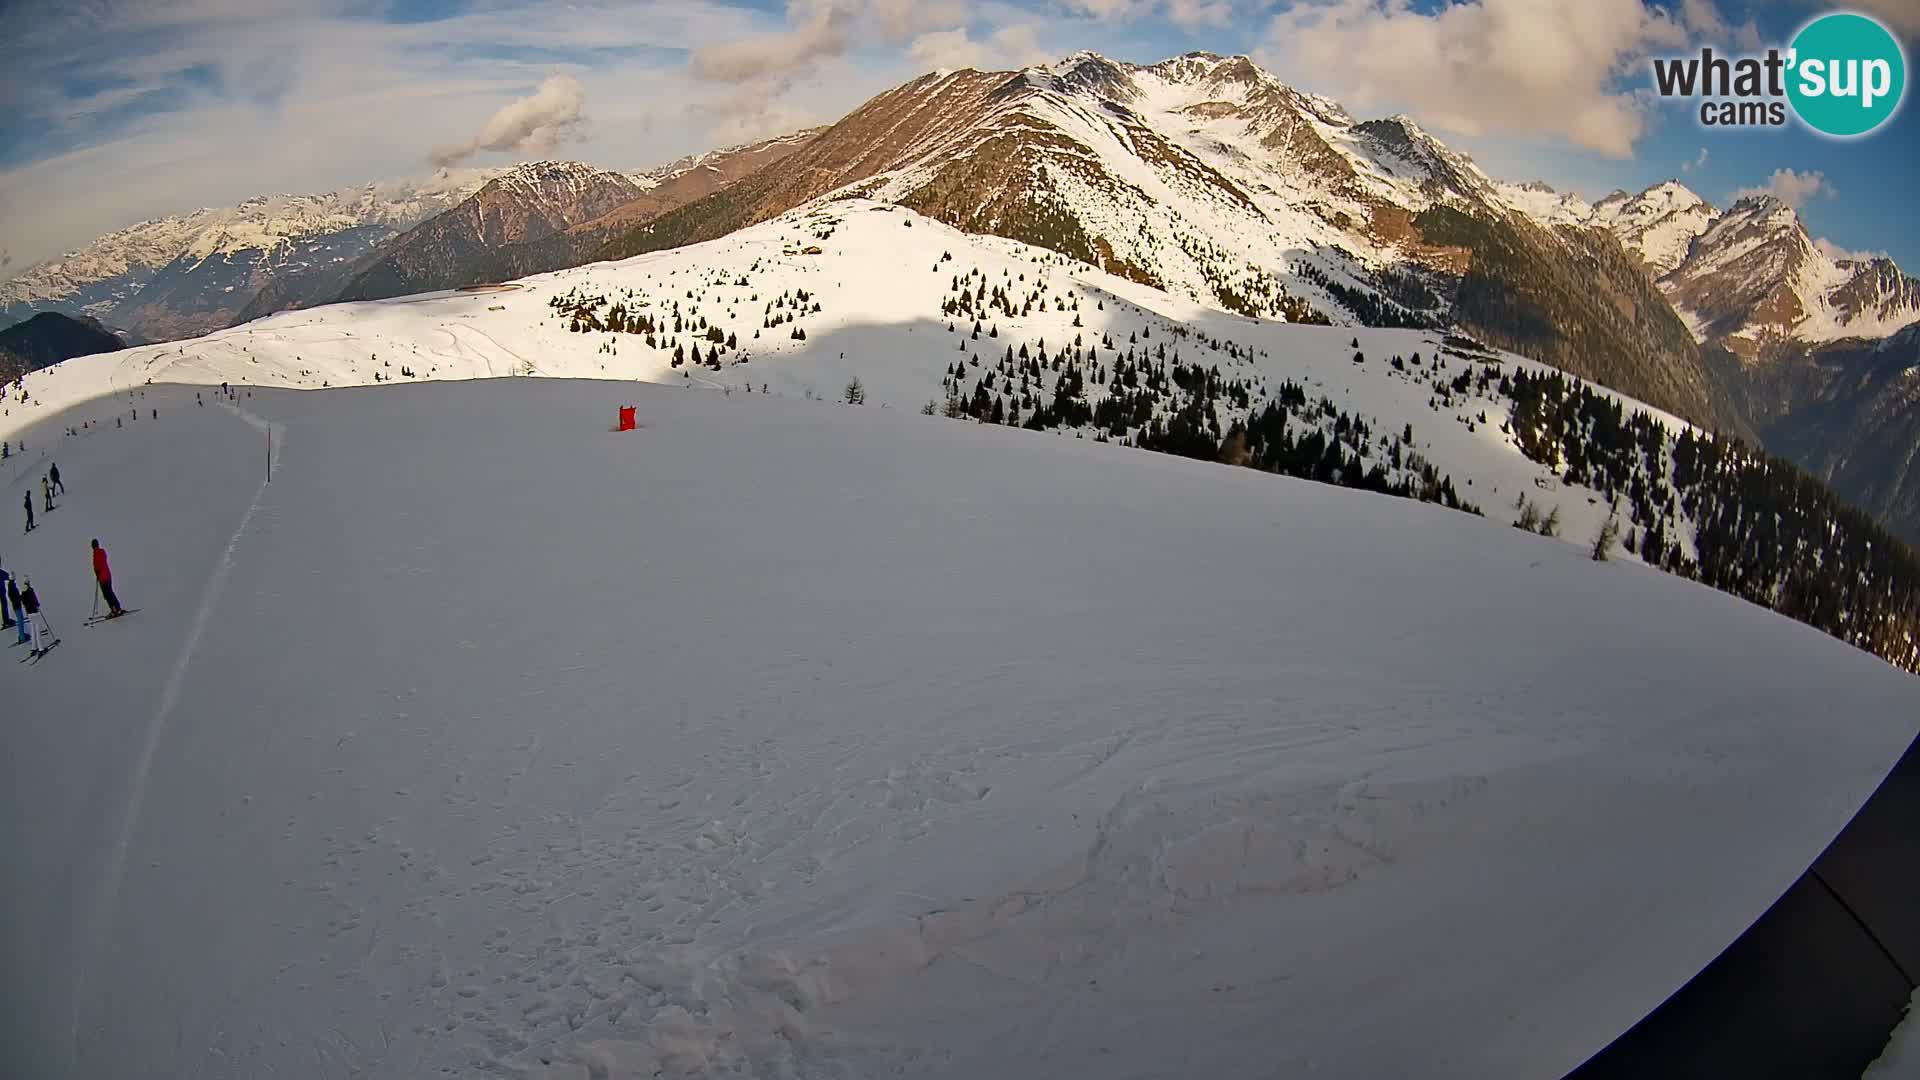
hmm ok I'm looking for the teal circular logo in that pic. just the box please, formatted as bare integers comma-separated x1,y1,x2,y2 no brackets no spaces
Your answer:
1787,12,1906,137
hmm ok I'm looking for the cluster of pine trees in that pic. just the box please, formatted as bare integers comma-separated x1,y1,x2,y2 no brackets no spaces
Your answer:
546,272,830,371
1290,261,1438,329
928,291,1478,517
1164,229,1329,324
1506,369,1920,672
1219,387,1475,511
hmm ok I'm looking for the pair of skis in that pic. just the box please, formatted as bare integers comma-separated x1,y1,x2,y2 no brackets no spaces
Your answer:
82,607,139,628
17,608,138,663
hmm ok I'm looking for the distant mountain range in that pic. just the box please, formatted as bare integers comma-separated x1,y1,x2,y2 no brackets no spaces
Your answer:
1507,181,1920,347
0,174,500,339
0,135,820,342
329,160,650,302
1507,182,1920,546
6,51,1920,542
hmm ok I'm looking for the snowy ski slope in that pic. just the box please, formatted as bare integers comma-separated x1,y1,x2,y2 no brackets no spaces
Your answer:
2,369,1915,1079
6,199,1699,564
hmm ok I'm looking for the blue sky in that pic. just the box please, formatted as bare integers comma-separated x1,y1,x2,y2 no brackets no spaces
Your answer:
0,0,1915,272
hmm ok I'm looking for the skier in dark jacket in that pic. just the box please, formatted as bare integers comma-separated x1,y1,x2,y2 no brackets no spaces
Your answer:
20,578,49,656
49,462,63,495
8,574,26,645
91,539,124,617
23,488,32,532
0,564,12,629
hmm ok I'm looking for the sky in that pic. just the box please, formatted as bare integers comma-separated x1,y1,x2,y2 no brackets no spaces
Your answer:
0,0,1916,274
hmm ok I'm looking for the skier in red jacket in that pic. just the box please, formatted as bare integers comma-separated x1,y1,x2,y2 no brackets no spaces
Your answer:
92,539,125,618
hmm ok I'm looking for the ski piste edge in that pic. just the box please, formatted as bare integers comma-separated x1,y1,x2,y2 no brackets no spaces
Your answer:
84,607,140,627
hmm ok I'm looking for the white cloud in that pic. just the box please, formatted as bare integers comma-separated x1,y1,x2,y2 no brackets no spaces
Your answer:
690,7,850,84
870,0,971,39
689,0,965,84
908,25,1051,71
0,0,867,270
908,28,992,70
1063,0,1142,16
1254,0,1746,157
1677,0,1761,50
1681,147,1708,173
707,97,822,147
1731,168,1832,209
1168,0,1235,28
991,25,1053,68
684,0,1036,148
1814,238,1889,263
430,75,587,169
1060,0,1232,22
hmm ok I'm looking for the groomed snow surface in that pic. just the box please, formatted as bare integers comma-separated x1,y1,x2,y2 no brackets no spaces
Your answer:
1866,990,1920,1078
3,376,1916,1079
7,199,1699,571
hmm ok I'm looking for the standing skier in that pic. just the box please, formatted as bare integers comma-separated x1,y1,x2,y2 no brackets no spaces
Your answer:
0,563,13,631
49,462,64,495
7,572,25,645
91,539,124,618
42,474,54,513
23,488,33,532
21,578,51,657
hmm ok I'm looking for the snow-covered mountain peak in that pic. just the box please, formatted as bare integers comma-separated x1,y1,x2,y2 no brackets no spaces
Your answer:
1495,181,1595,228
1574,180,1719,276
484,160,629,202
1,172,500,336
1378,113,1440,143
1047,50,1140,100
637,129,825,187
1347,115,1498,204
1689,196,1808,267
1635,180,1706,211
1661,187,1920,346
1722,192,1798,225
1144,51,1266,89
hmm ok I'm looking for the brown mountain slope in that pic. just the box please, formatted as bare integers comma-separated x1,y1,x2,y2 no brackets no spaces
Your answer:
599,70,1031,261
574,130,821,238
334,162,644,302
600,55,1744,433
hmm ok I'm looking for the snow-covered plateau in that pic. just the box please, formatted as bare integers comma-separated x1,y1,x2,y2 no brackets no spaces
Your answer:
1866,990,1920,1078
2,200,1916,1079
7,200,1703,562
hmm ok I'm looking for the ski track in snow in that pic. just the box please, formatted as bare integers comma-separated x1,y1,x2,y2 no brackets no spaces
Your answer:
5,197,1708,572
65,399,281,1067
0,379,1911,1079
2,197,1916,1078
